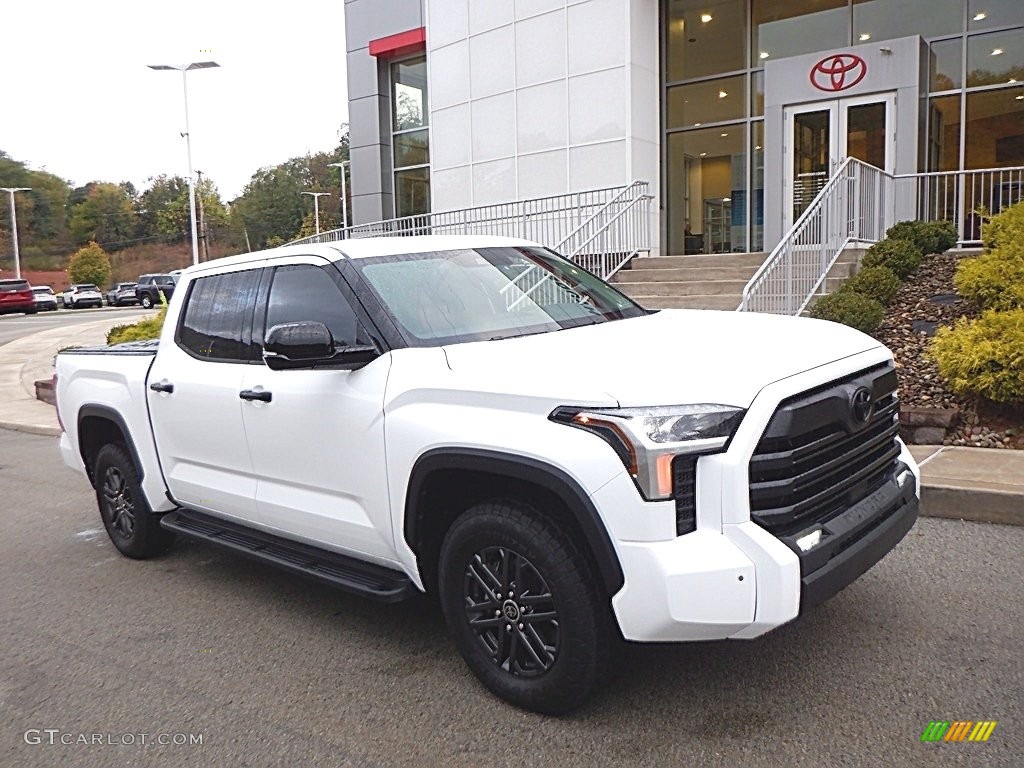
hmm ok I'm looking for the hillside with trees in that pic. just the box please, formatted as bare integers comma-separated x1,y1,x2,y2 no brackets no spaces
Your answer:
0,126,348,285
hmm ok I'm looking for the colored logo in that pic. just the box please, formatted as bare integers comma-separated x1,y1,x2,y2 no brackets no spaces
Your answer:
921,721,998,743
810,54,867,92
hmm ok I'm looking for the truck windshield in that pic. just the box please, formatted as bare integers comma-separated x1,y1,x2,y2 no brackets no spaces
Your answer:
355,246,645,346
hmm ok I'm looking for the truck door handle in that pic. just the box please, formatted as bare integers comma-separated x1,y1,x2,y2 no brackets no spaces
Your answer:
149,381,174,394
239,389,272,403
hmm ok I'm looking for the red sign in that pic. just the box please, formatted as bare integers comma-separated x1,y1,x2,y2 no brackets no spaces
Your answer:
810,54,867,92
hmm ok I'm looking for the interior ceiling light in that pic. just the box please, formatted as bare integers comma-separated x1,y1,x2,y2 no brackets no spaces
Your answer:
992,48,1004,56
718,90,728,98
759,51,770,59
720,132,729,137
859,33,871,41
755,145,762,150
701,13,713,23
694,122,702,126
723,197,731,202
699,152,708,156
973,12,987,21
1017,94,1024,100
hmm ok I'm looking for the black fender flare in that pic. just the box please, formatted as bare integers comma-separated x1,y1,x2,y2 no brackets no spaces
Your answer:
405,448,625,595
77,404,146,482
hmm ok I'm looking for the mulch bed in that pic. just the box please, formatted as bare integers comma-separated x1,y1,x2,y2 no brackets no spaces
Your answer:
873,251,1023,449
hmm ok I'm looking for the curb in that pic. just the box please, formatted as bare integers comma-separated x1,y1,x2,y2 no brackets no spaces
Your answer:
0,420,61,437
920,485,1024,527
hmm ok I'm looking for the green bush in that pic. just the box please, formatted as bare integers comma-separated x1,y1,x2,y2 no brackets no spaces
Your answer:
885,220,958,255
107,305,167,345
930,309,1024,403
954,249,1024,311
67,241,112,287
841,266,901,305
861,238,922,278
808,291,885,334
981,200,1024,253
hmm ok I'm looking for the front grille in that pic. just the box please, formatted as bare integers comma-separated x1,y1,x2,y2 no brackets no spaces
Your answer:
749,363,901,537
672,455,698,535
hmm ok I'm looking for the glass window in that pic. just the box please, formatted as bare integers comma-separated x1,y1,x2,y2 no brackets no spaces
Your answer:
666,127,747,255
751,71,764,117
667,75,746,129
751,121,765,251
928,94,962,171
392,58,427,131
967,29,1024,87
753,0,848,64
265,264,366,347
356,248,643,345
665,0,746,82
178,269,262,362
966,87,1024,168
853,0,963,43
969,0,1024,31
391,56,430,218
930,38,963,91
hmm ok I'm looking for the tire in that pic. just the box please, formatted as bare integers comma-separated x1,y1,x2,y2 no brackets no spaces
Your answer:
438,500,610,715
140,294,153,309
94,443,175,559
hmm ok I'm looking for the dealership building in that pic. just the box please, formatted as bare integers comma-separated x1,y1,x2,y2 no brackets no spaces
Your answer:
340,0,1023,264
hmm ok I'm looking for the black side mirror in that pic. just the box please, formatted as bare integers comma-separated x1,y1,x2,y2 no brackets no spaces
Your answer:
264,322,334,369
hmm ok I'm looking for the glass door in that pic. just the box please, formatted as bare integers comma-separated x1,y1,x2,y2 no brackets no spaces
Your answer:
784,93,895,228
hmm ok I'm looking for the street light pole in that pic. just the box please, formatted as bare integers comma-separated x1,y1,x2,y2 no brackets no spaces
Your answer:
327,161,350,232
301,192,331,235
1,187,30,279
148,61,220,266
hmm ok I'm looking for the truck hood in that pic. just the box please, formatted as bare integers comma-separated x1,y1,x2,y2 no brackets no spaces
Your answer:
441,309,886,408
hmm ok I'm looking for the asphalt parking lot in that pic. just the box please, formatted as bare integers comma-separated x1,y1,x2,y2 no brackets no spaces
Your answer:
0,306,152,347
1,428,1021,768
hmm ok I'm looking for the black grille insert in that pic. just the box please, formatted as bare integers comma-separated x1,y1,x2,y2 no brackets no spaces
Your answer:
749,363,901,537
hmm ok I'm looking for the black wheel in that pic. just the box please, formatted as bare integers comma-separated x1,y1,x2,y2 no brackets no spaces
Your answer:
140,294,153,309
438,500,610,714
94,444,175,559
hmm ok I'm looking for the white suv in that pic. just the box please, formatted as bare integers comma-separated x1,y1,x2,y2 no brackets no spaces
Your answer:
61,283,103,309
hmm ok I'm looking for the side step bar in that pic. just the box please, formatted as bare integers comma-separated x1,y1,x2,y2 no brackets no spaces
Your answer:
160,509,417,603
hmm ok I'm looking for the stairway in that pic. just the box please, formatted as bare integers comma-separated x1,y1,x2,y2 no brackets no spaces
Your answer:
611,251,860,311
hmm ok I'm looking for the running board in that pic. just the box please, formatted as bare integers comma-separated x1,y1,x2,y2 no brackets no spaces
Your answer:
160,509,416,603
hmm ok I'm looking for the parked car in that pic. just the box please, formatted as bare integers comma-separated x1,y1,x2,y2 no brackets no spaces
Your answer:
106,282,139,307
61,284,104,309
56,236,921,714
31,285,59,311
0,279,38,315
136,274,177,309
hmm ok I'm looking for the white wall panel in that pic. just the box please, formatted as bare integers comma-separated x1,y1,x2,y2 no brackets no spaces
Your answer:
432,164,474,210
429,40,471,109
471,92,517,162
469,25,516,98
431,103,473,168
428,0,468,49
515,10,568,87
470,0,514,34
569,140,627,190
567,0,627,75
472,158,517,204
518,150,569,199
568,68,627,145
516,80,568,153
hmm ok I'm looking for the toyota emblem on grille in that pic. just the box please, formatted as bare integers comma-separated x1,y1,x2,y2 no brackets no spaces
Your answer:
810,54,867,92
851,387,873,424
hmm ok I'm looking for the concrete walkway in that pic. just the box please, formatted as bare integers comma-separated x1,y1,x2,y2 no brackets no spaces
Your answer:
0,320,1020,525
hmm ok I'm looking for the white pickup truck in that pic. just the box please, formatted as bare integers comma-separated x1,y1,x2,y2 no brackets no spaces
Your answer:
56,235,920,713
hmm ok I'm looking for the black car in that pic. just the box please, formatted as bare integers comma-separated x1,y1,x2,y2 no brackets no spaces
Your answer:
136,274,177,309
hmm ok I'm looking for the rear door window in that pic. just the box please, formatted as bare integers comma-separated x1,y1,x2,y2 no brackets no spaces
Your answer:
177,269,262,362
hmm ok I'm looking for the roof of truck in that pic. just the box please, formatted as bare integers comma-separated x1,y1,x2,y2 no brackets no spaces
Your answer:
184,235,543,277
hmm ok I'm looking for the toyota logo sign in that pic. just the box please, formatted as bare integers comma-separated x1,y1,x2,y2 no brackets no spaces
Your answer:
810,54,867,92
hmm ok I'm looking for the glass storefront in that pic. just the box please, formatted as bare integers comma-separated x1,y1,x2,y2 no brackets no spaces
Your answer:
391,57,430,217
662,0,1024,254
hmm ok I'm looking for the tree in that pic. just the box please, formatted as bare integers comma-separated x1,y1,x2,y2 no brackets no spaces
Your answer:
68,183,136,248
67,242,112,286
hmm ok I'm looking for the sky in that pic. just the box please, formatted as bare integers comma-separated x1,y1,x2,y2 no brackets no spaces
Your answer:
2,1,349,200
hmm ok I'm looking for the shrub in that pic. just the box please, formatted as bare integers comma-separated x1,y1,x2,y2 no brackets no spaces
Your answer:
107,305,167,345
67,241,112,287
930,309,1024,403
885,220,957,255
981,199,1024,254
841,266,901,305
861,238,922,278
808,291,885,334
954,249,1024,311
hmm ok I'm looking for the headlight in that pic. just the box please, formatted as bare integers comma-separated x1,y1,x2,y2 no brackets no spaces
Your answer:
550,404,744,500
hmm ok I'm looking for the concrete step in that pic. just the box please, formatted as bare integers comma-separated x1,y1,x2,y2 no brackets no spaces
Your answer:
632,294,742,310
613,265,760,282
615,279,750,297
632,253,767,269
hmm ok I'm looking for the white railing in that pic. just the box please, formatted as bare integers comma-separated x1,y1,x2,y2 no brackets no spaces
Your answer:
896,166,1024,246
289,181,653,280
740,158,892,314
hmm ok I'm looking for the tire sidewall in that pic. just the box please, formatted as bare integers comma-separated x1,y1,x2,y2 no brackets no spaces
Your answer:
438,504,605,714
94,444,172,559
